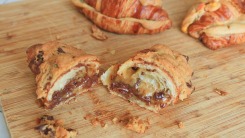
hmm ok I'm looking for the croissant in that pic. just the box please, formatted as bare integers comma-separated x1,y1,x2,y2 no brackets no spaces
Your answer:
71,0,172,34
182,0,245,50
26,41,100,109
101,44,194,113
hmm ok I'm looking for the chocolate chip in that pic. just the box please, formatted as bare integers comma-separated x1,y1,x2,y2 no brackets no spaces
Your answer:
154,92,165,100
132,67,139,71
186,82,192,88
57,47,65,53
67,128,74,131
37,51,44,62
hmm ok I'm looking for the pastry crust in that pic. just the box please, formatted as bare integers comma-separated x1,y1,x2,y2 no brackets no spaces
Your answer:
182,0,245,50
26,41,100,109
71,0,172,34
101,45,194,113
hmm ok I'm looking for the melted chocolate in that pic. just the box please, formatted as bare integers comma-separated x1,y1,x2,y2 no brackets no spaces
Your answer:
110,81,170,108
57,47,65,53
110,82,134,98
47,74,99,109
29,50,44,74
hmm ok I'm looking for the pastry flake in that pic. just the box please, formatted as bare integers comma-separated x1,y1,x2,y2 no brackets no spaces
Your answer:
101,44,194,113
71,0,172,34
182,0,245,50
26,41,100,109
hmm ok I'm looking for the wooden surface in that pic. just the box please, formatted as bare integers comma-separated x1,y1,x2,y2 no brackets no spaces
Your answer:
0,0,245,137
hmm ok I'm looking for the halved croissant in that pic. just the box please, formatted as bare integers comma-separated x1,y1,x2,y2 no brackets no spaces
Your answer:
71,0,172,34
101,45,194,113
182,0,245,50
26,41,100,109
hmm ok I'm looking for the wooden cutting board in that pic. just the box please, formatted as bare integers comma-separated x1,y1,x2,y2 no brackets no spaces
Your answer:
0,0,244,137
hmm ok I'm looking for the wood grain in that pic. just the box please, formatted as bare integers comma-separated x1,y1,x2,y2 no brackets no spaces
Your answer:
0,0,244,137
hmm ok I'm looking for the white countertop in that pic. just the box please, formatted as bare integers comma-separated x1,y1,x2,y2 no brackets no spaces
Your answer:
1,1,19,138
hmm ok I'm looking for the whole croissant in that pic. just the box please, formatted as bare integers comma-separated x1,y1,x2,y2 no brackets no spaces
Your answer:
71,0,172,34
182,0,245,50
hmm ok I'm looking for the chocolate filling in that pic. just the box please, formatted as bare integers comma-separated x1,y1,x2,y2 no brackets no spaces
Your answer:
47,74,99,109
110,81,171,108
29,50,44,74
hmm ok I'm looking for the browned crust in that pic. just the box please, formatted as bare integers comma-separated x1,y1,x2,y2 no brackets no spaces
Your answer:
72,0,172,34
182,0,245,50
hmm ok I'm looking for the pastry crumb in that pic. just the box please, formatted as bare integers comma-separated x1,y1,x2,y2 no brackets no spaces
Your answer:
56,35,61,40
214,88,228,96
110,50,116,55
177,121,184,128
6,32,16,40
35,115,77,138
84,113,93,120
91,25,108,41
112,117,118,124
124,116,150,134
91,118,100,126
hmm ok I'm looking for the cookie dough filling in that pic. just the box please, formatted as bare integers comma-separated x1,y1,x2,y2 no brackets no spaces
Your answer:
26,41,100,109
109,67,172,108
101,44,194,113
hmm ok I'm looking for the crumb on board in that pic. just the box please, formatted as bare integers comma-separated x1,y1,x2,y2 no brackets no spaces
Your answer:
6,32,16,40
56,35,61,40
91,25,108,41
177,121,184,129
124,116,150,134
214,88,228,96
118,112,150,134
110,50,116,55
84,113,93,120
91,118,100,126
35,115,77,138
112,117,118,124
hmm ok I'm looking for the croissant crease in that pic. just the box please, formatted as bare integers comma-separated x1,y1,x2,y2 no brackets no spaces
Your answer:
182,0,245,50
71,0,172,34
101,45,194,113
26,41,100,109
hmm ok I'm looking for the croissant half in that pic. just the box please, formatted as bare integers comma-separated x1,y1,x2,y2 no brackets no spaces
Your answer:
101,45,194,113
26,41,100,109
71,0,172,34
182,0,245,50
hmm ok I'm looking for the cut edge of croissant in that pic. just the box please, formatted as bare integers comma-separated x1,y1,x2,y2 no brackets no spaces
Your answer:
101,45,193,113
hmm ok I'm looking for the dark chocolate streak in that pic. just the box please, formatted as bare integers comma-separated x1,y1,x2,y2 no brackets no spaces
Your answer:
47,74,99,109
110,80,170,108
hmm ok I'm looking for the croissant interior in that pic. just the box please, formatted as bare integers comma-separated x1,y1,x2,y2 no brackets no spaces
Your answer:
26,41,100,109
101,45,194,112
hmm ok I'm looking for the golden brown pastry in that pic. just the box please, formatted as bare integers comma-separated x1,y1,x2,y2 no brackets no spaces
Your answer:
101,45,194,113
26,41,100,109
71,0,172,34
182,0,245,50
35,115,77,138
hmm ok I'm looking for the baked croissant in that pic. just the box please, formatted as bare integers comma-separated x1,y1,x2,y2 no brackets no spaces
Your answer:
71,0,172,34
182,0,245,50
26,41,100,109
101,45,194,113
